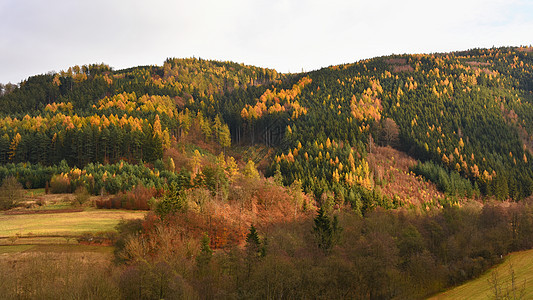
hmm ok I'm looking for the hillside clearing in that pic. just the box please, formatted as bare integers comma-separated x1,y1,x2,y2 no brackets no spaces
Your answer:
0,209,146,239
431,249,533,299
367,146,447,207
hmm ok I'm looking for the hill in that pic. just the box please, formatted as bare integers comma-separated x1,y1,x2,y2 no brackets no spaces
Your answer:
2,47,533,206
2,46,533,298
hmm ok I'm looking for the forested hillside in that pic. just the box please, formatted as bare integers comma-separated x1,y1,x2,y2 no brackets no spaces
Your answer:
2,47,533,206
263,46,533,205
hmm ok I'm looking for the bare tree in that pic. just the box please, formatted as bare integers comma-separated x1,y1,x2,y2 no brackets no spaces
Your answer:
381,118,400,147
0,176,24,210
488,264,526,300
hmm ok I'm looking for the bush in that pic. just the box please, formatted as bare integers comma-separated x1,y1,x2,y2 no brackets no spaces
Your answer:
72,186,90,206
0,176,24,210
95,184,155,210
50,174,71,193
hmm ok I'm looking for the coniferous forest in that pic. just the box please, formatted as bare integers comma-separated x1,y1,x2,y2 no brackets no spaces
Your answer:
2,47,533,299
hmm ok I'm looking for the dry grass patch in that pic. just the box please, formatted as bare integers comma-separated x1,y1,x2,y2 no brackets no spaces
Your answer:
0,251,119,299
0,244,35,253
0,209,146,238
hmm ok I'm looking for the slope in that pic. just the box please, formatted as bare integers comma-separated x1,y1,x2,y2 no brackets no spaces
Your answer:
1,47,533,207
431,248,533,299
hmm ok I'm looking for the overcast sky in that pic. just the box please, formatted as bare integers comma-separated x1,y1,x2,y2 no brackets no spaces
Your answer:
1,0,532,84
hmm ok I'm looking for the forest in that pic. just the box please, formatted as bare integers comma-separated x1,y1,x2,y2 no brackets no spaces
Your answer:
2,46,533,299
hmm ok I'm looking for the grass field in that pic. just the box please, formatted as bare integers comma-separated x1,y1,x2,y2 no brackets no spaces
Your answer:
0,244,114,254
431,249,533,299
0,208,146,238
0,244,36,253
24,188,46,197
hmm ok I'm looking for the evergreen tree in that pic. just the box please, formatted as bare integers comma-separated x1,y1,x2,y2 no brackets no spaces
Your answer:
196,232,213,270
245,224,261,255
313,207,342,254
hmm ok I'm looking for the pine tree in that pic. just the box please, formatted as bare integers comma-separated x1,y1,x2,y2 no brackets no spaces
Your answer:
196,232,213,269
273,164,283,186
246,224,261,254
313,207,342,254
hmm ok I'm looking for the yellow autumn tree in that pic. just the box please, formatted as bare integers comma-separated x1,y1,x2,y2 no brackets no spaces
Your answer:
243,160,260,179
8,133,21,160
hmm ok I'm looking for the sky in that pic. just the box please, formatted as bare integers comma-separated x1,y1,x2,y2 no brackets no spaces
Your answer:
1,0,532,84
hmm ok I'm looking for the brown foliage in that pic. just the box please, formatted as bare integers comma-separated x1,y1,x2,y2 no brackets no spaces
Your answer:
50,174,71,194
179,121,220,154
164,147,190,171
465,60,491,66
367,146,445,206
380,118,400,147
385,58,414,72
95,185,156,210
385,58,407,65
393,65,414,72
137,175,312,250
0,252,119,299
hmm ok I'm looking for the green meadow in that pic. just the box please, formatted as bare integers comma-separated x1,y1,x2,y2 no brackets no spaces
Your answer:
432,249,533,299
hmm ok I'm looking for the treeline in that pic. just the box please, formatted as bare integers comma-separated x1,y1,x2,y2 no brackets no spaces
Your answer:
0,59,280,115
0,160,189,195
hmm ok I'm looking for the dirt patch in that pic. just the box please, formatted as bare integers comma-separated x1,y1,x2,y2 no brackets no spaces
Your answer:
385,58,413,72
385,58,407,65
465,61,490,66
392,65,414,73
518,47,533,53
473,67,498,76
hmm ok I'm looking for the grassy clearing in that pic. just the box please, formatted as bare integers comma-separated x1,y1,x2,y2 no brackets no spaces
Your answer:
24,188,45,197
29,201,73,211
431,249,533,299
0,209,146,237
22,244,114,254
0,236,77,245
0,244,36,253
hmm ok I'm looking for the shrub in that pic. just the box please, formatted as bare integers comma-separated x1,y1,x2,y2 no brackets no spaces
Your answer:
0,176,24,210
72,186,90,206
95,184,155,210
50,174,71,193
